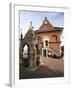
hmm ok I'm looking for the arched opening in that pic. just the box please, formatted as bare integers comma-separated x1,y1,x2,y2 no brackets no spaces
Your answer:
38,36,41,42
52,35,57,41
22,44,30,67
23,44,28,58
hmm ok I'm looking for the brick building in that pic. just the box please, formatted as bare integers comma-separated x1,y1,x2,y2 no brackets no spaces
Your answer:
35,17,63,57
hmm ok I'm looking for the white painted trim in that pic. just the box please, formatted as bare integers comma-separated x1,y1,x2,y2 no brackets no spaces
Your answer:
43,35,49,48
42,48,48,57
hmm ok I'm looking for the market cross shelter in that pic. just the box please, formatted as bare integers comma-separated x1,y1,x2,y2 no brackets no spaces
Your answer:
19,17,63,67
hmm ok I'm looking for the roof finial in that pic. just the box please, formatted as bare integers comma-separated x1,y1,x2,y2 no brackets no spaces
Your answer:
45,17,47,20
29,21,32,29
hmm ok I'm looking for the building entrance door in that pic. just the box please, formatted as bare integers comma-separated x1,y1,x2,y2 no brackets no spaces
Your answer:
43,50,47,57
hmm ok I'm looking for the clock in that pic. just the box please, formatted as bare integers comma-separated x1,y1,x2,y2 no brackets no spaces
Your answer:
44,21,47,24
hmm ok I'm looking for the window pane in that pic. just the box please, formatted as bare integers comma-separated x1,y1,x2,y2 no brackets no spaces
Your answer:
45,40,48,47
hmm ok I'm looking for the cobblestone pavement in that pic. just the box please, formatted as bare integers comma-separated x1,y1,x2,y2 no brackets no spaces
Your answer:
19,57,64,79
40,57,64,72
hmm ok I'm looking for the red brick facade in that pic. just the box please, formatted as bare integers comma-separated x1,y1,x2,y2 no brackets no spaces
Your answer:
35,17,63,57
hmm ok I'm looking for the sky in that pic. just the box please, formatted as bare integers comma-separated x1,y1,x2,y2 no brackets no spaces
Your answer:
20,10,64,45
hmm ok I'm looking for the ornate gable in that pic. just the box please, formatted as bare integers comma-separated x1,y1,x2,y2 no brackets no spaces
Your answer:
39,17,53,30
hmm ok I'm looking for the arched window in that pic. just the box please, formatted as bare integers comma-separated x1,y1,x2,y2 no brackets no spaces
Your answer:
45,40,48,47
52,35,57,41
37,36,42,42
43,36,49,47
23,44,28,58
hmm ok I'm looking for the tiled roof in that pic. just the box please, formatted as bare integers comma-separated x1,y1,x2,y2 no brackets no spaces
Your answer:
34,27,63,33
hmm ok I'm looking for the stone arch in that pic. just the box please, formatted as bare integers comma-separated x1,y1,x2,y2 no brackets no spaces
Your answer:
23,43,30,58
22,43,30,67
38,36,42,41
19,21,40,67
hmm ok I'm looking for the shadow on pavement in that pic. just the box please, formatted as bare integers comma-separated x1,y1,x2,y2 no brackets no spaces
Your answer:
19,64,64,79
